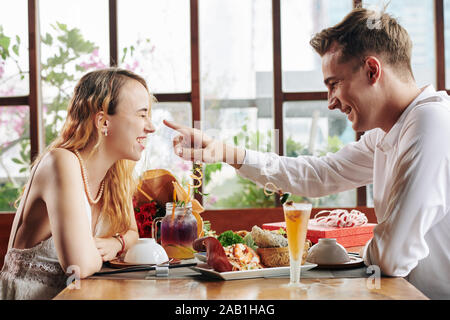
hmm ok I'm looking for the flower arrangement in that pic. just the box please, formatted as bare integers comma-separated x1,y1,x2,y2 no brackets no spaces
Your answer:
132,197,165,238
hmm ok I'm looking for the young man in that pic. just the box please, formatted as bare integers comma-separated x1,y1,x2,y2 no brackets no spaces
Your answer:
164,8,450,299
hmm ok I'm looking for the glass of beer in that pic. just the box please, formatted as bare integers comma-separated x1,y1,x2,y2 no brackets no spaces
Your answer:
283,202,312,287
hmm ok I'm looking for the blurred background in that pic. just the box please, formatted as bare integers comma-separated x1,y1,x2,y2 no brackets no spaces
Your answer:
1,0,449,212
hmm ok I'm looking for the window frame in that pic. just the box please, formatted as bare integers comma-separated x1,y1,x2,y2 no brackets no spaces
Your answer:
0,0,449,214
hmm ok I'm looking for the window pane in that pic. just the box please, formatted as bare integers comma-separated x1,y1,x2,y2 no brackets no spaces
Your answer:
39,0,109,146
0,106,30,211
118,0,191,93
136,102,193,184
284,101,356,207
445,0,450,89
281,0,353,92
0,0,29,96
364,0,436,87
200,0,275,209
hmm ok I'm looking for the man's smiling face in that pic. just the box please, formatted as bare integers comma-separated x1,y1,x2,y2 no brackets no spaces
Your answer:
322,45,382,133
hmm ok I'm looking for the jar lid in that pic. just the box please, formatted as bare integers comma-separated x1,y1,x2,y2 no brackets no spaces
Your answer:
165,202,193,210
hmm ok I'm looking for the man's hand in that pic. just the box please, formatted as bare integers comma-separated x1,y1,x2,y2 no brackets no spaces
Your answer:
163,120,245,168
94,237,122,262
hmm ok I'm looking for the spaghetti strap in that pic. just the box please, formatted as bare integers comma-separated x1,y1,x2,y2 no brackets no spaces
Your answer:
7,159,43,250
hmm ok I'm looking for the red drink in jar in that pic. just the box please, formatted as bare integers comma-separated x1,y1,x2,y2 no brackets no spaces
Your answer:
154,202,198,259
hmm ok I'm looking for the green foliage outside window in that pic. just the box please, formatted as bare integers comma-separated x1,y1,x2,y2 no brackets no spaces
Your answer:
0,24,348,211
206,124,346,209
0,23,140,211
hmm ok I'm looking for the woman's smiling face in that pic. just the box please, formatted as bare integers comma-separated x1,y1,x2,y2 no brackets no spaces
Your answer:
106,78,155,161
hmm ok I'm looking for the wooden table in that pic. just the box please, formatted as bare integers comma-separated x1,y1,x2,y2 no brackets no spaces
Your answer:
54,245,428,300
55,275,428,300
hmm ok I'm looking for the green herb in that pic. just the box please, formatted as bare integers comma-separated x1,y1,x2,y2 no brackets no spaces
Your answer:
280,192,291,205
217,230,244,247
175,200,186,207
243,233,257,250
194,188,209,197
203,221,217,238
277,228,286,236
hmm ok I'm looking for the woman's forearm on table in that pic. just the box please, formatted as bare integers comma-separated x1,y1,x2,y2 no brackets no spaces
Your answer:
122,229,139,252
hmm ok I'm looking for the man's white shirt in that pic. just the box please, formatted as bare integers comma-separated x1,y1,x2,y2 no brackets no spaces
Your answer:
237,85,450,299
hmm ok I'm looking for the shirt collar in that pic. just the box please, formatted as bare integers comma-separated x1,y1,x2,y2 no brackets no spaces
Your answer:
376,85,437,153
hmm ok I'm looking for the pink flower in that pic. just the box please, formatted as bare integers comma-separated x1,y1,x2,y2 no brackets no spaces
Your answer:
0,85,15,96
177,161,190,171
13,117,25,136
207,195,218,205
78,49,106,71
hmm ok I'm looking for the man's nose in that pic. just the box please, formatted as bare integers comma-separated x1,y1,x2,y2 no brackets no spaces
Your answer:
327,95,341,110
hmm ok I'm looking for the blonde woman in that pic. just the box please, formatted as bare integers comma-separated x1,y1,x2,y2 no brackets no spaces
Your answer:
0,68,155,299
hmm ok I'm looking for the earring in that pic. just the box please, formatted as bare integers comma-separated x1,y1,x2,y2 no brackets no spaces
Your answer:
103,128,108,136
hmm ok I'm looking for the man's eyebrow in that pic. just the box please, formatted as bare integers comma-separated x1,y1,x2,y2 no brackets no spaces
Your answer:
324,77,337,86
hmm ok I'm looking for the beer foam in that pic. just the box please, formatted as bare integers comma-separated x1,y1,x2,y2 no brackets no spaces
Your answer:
283,202,312,211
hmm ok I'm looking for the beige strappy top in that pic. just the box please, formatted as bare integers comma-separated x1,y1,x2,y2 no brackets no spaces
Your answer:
0,158,96,300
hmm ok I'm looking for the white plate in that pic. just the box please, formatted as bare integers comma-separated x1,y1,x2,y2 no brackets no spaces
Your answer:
194,252,207,263
191,262,318,280
308,255,364,269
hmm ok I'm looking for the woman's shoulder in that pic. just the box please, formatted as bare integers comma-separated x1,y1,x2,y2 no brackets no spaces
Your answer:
43,148,77,165
38,148,80,179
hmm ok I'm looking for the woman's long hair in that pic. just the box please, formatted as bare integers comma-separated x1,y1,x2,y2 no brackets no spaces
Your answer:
28,68,154,236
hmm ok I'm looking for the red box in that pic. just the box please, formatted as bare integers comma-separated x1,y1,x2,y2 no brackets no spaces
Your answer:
262,221,376,248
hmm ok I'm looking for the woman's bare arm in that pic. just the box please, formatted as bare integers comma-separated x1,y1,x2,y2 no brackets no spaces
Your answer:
41,148,103,278
94,200,139,261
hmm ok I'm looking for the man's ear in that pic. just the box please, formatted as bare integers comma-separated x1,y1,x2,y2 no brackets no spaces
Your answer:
364,56,382,85
95,111,109,131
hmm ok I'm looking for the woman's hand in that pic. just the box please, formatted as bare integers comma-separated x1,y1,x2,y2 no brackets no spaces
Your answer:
163,120,246,168
94,237,122,262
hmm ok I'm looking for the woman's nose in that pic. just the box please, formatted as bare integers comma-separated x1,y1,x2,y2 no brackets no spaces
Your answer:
145,119,156,133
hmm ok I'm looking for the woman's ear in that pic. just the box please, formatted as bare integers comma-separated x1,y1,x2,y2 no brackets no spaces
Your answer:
364,56,382,85
95,111,109,136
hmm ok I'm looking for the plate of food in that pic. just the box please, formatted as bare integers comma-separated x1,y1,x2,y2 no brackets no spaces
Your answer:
191,262,317,280
190,226,317,280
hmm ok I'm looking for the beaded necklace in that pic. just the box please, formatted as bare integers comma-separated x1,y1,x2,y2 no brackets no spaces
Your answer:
74,150,105,205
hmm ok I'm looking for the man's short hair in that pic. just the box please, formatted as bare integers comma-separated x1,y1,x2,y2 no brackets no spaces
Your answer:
310,7,414,80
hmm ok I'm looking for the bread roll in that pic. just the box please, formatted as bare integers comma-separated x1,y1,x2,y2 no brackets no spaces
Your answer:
257,240,311,267
251,225,288,248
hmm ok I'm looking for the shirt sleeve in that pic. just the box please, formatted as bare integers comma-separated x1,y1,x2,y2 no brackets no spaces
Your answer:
363,104,450,276
236,129,378,197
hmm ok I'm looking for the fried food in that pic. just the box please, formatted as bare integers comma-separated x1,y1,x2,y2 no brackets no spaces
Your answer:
257,240,311,267
235,230,249,238
224,243,263,271
251,225,288,248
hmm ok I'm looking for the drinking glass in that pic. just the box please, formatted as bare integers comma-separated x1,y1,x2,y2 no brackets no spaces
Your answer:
152,202,198,259
283,202,312,287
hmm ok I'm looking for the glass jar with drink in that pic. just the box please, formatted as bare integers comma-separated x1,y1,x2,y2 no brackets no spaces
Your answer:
152,202,198,259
